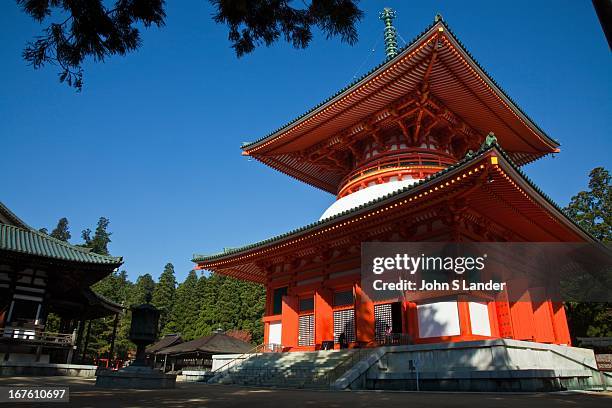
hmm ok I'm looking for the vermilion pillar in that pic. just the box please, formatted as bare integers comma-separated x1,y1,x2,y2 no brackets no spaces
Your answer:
530,287,555,343
507,278,536,341
487,301,500,338
263,320,270,345
281,295,299,348
315,287,333,347
405,301,418,340
354,284,375,345
550,302,572,345
457,296,472,337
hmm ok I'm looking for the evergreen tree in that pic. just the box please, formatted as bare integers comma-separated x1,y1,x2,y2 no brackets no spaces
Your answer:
89,270,133,361
50,217,71,242
167,270,200,339
565,167,611,243
239,281,266,344
564,167,612,341
82,217,112,255
195,273,221,337
84,267,266,360
152,263,177,335
131,274,156,306
216,275,241,331
192,273,265,344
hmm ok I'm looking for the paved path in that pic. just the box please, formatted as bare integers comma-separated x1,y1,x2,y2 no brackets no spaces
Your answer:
0,377,611,408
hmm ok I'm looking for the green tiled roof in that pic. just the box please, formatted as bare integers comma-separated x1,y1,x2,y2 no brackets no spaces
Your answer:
192,143,594,264
0,223,123,265
241,18,558,152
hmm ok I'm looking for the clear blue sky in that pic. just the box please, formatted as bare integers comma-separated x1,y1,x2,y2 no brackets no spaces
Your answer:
1,1,610,283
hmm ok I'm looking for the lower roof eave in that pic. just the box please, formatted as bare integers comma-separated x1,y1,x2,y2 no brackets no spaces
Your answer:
194,144,597,274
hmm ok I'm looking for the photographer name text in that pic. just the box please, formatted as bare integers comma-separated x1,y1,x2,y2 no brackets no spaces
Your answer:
372,278,506,292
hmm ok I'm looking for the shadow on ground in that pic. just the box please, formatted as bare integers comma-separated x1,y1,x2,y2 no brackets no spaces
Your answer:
0,376,611,408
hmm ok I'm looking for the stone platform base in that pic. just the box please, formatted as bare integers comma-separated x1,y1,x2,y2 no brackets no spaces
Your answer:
336,339,612,392
0,362,97,377
95,366,176,389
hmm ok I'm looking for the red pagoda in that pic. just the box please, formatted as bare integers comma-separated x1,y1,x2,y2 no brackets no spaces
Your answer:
193,13,594,352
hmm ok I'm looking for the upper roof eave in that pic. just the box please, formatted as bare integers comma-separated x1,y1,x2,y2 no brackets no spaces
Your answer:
240,19,559,155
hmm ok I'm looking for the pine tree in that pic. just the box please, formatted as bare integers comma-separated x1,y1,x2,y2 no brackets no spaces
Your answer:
82,217,112,255
152,263,176,335
18,1,362,91
50,217,71,242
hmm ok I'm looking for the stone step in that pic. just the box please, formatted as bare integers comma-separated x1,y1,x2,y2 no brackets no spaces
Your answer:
210,349,365,389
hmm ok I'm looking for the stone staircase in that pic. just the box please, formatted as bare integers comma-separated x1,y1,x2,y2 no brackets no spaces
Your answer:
210,349,370,389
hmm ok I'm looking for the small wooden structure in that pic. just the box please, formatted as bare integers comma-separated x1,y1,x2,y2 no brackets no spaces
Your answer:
153,332,252,372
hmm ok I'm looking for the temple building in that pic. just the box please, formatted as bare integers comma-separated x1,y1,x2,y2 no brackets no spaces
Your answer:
0,202,123,371
193,14,594,353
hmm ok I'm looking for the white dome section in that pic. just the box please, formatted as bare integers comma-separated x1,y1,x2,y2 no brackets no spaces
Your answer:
319,177,421,221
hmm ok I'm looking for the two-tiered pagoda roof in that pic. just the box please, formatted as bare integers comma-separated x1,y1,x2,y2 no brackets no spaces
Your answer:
240,19,559,194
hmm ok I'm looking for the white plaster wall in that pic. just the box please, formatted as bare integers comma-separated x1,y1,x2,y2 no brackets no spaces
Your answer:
268,321,282,346
468,301,491,336
417,301,461,338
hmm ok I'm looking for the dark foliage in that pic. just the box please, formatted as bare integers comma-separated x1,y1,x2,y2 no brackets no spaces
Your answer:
39,217,71,241
86,270,264,361
17,0,362,90
211,0,362,56
50,217,71,241
564,167,612,342
81,216,112,255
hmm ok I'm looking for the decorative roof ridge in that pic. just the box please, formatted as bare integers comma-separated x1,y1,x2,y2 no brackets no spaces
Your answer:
0,201,30,229
0,223,123,264
241,17,558,153
193,142,498,263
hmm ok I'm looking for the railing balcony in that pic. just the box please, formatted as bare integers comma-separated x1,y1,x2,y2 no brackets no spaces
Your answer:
1,326,76,349
339,149,457,197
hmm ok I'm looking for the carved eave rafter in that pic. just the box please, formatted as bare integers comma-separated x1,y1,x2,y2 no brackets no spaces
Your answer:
297,90,483,166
